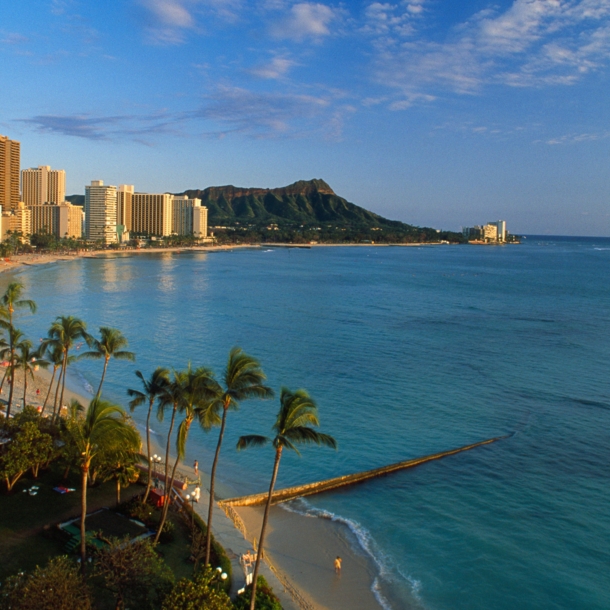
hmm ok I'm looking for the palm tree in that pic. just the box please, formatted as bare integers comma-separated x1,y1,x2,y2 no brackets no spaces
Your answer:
66,398,140,572
40,343,64,417
79,327,135,397
0,282,36,418
127,367,170,503
203,348,274,566
154,365,217,544
46,316,89,421
16,338,48,407
237,388,336,610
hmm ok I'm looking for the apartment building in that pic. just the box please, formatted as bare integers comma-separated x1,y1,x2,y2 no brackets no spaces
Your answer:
85,180,117,244
21,165,66,206
0,135,20,213
29,202,83,238
131,193,173,236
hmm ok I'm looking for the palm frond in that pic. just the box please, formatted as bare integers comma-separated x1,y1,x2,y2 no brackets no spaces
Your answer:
236,434,269,450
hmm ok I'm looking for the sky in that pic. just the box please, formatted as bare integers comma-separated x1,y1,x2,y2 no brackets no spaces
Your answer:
1,0,609,235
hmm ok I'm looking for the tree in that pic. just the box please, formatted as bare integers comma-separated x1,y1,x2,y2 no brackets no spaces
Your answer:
0,555,92,610
204,348,274,566
0,421,54,490
162,566,232,610
237,388,336,610
16,338,48,408
78,327,135,398
154,366,217,544
0,282,36,419
126,367,170,503
94,537,174,610
45,316,89,421
232,576,282,610
65,398,140,572
40,343,64,417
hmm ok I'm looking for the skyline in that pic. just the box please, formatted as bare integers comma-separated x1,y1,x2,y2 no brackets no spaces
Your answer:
1,0,609,236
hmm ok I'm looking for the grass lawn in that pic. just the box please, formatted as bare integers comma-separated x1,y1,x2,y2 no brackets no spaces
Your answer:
0,464,145,580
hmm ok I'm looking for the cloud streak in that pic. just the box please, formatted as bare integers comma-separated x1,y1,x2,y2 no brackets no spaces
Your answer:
365,0,610,106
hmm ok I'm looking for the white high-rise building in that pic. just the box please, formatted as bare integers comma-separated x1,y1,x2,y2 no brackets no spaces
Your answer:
85,180,117,244
171,196,203,235
490,220,506,242
21,165,66,206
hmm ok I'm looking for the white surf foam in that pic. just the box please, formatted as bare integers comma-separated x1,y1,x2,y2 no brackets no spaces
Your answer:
281,498,421,609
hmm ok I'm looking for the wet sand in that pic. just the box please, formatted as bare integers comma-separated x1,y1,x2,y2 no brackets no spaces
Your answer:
236,504,383,610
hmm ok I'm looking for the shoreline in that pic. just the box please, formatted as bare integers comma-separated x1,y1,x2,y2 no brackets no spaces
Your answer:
1,246,391,609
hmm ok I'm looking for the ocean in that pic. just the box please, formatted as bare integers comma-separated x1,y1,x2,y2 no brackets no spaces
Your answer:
7,237,610,610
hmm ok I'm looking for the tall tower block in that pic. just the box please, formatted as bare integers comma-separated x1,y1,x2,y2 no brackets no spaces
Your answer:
0,135,20,212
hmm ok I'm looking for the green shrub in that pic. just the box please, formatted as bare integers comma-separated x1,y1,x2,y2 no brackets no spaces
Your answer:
232,576,283,610
162,566,232,610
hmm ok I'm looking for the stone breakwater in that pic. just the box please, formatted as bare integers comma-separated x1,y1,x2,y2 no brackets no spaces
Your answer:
220,434,510,507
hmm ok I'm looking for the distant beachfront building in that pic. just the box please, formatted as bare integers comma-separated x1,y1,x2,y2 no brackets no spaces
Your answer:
1,201,31,241
29,202,83,239
193,204,208,239
0,134,20,213
462,220,507,243
131,193,173,236
21,165,66,206
172,196,204,235
85,180,117,244
489,220,506,242
121,189,208,239
117,184,134,231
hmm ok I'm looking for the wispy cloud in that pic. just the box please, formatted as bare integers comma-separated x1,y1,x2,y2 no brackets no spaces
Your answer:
192,85,335,137
542,129,610,145
135,0,243,44
248,56,296,79
20,112,179,140
365,0,610,106
0,32,29,45
271,3,339,41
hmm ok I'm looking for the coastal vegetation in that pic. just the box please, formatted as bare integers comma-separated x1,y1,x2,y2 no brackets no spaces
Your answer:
0,280,336,609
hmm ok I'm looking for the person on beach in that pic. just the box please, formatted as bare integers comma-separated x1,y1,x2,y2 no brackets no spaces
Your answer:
334,556,342,574
193,485,201,503
193,460,198,475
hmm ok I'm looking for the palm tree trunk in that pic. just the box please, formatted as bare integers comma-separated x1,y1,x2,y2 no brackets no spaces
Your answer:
23,369,27,407
59,350,68,418
153,405,177,544
154,453,181,544
80,461,89,575
205,405,228,566
142,398,154,504
0,366,8,393
41,365,57,416
52,364,63,422
96,357,109,398
7,361,15,419
163,406,178,496
116,477,121,506
249,447,283,610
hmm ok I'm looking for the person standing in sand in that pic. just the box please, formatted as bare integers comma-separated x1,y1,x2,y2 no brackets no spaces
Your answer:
334,556,342,574
193,460,198,475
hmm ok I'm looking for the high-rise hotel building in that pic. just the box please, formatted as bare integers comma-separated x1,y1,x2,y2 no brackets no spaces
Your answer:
131,193,173,236
85,180,117,244
0,134,20,212
21,165,66,206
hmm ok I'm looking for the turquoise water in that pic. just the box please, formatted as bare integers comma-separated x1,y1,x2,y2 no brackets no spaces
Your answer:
7,238,610,609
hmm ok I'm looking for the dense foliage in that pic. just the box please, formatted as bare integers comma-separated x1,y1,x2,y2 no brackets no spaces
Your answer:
162,566,233,610
0,556,92,610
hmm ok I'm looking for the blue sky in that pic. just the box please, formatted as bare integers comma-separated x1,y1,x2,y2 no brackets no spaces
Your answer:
1,0,609,235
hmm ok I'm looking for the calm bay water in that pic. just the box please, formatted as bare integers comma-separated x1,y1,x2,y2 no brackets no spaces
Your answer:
7,237,610,610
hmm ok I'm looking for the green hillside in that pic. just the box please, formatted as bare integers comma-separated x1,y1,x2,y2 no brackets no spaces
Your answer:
177,179,463,243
